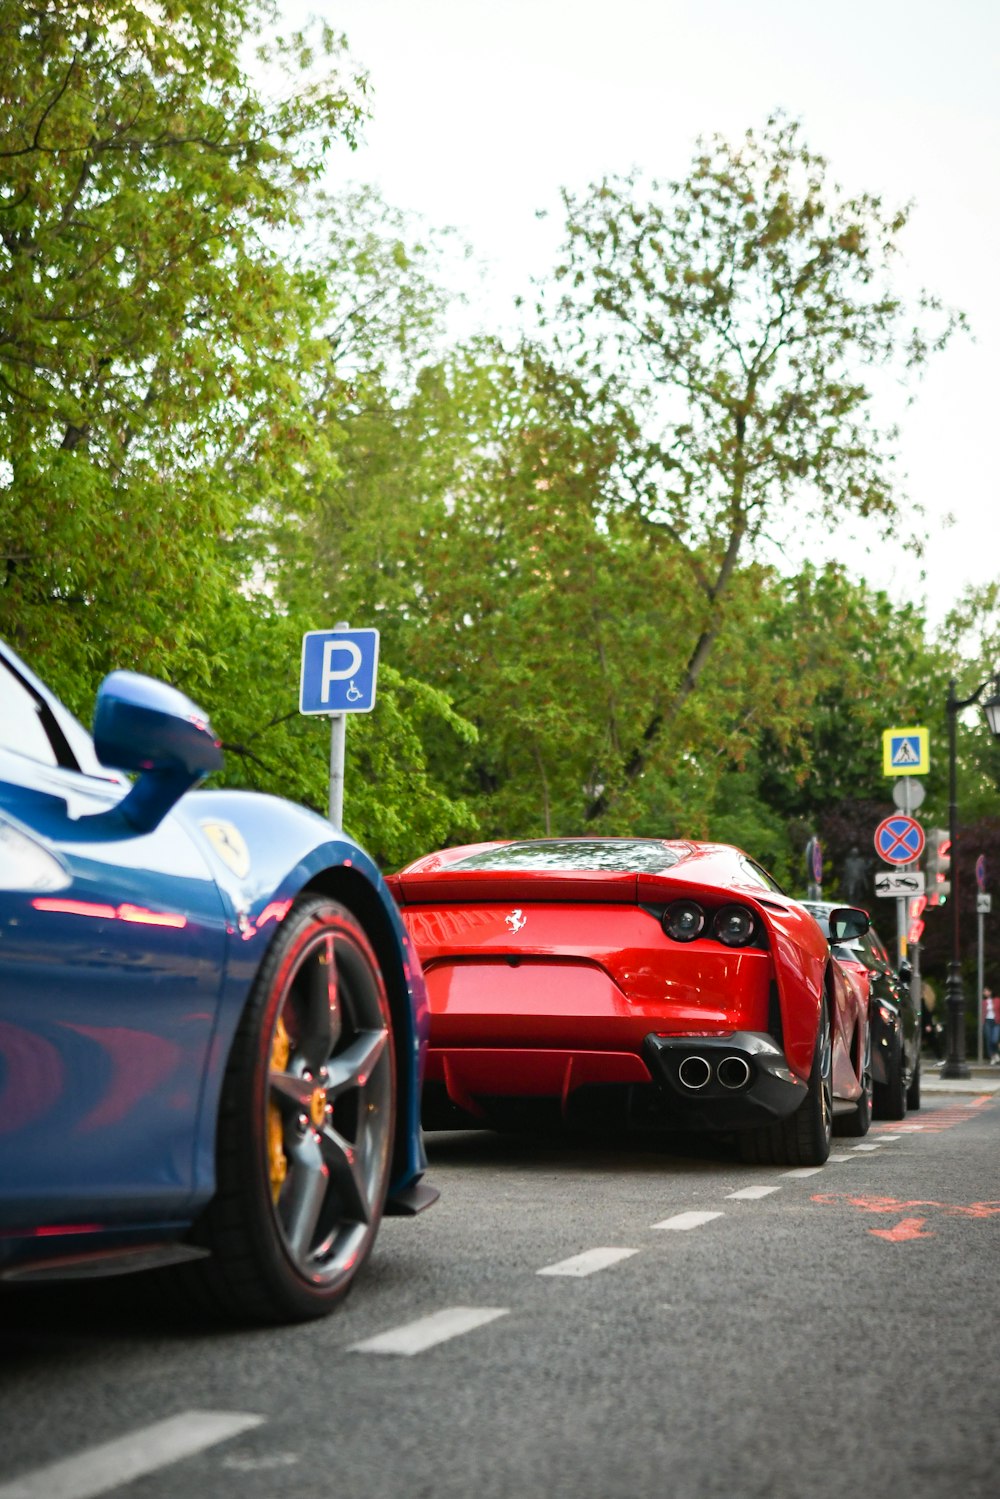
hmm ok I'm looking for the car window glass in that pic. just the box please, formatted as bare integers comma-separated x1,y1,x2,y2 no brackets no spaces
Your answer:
739,857,786,893
857,930,884,969
866,928,891,967
801,904,831,937
450,839,681,873
0,662,58,765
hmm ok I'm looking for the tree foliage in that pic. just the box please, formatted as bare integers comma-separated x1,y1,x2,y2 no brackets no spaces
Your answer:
540,113,964,815
0,5,478,862
1,24,972,887
0,0,363,693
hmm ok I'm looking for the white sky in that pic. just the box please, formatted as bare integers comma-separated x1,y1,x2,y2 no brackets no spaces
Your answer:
279,0,999,634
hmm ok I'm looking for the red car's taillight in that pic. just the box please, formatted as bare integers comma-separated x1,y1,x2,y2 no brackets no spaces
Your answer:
713,905,758,947
662,900,705,941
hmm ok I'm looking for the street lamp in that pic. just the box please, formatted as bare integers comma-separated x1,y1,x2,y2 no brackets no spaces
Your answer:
941,673,1000,1078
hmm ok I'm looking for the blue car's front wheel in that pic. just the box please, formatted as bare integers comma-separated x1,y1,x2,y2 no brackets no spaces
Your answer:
190,896,397,1322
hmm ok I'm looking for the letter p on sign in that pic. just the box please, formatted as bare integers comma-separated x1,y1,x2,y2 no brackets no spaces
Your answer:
321,639,362,702
299,628,380,715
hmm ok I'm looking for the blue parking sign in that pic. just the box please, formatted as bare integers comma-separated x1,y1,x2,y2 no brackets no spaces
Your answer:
300,628,380,715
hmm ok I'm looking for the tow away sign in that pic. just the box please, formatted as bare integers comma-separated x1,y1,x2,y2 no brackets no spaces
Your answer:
874,870,926,898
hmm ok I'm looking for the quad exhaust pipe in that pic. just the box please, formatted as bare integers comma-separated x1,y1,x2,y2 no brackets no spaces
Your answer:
677,1055,712,1090
677,1053,752,1092
717,1055,752,1090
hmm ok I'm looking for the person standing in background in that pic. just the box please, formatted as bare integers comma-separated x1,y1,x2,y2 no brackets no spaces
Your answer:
983,987,999,1065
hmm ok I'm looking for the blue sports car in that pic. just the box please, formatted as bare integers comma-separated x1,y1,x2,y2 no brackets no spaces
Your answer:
0,639,436,1322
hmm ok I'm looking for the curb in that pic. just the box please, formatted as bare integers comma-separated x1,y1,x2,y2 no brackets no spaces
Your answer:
921,1065,1000,1095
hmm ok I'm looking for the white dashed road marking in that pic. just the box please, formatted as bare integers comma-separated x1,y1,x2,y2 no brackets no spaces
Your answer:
537,1247,639,1277
875,1135,901,1142
0,1412,264,1499
852,1142,883,1151
651,1210,724,1231
726,1184,781,1201
349,1306,510,1356
781,1166,825,1178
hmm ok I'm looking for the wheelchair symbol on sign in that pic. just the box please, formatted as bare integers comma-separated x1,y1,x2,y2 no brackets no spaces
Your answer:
346,680,362,703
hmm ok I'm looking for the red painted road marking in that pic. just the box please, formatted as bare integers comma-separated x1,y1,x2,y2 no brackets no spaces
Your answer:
812,1191,1000,1248
819,1098,997,1242
811,1193,1000,1217
869,1217,933,1242
873,1096,994,1134
811,1193,933,1213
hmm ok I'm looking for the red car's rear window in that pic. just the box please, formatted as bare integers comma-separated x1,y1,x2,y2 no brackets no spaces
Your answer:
446,839,681,874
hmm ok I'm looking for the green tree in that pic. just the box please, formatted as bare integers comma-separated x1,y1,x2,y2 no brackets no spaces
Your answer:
754,564,951,817
696,564,952,892
0,8,479,864
937,583,1000,823
540,113,964,817
192,592,477,868
282,335,698,837
287,328,854,847
0,0,363,703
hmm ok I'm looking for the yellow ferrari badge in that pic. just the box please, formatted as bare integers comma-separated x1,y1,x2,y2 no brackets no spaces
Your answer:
200,820,251,879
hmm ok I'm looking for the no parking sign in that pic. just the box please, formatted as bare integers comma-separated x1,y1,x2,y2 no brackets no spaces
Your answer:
874,814,925,866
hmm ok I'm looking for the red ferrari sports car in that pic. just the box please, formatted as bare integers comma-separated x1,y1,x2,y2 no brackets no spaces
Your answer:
387,838,873,1166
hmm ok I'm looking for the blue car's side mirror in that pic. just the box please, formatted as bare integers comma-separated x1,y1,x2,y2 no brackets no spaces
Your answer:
94,671,223,832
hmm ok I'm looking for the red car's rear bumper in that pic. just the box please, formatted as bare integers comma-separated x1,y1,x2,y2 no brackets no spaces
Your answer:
420,950,808,1126
424,950,774,1049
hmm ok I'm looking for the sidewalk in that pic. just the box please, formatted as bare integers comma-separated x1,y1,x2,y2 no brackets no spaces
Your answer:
921,1057,1000,1095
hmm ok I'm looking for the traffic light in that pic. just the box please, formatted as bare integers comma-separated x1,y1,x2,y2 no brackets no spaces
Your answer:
925,828,952,905
908,894,927,943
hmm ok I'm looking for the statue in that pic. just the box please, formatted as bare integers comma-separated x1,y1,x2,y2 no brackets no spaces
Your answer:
842,846,869,904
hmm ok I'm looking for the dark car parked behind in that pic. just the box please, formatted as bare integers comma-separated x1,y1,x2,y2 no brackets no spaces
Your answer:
803,902,920,1118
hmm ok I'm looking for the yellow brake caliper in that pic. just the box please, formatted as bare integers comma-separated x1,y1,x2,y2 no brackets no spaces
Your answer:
268,1014,291,1203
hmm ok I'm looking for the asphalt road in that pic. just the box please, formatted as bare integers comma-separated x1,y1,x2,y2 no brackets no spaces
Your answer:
2,1091,999,1499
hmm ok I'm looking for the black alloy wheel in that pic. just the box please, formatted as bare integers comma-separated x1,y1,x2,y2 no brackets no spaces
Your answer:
738,995,833,1167
184,896,396,1323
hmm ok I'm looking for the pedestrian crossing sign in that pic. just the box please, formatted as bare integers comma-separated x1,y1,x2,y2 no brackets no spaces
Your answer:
882,726,929,776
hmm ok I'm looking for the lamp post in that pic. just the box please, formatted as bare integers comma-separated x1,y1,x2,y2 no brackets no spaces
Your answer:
941,673,1000,1078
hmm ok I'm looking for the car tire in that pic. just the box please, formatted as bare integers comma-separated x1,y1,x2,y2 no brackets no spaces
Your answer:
906,1054,921,1111
738,996,833,1167
873,1031,906,1120
181,896,396,1323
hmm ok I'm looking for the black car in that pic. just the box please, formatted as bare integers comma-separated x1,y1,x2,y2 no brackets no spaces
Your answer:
803,902,920,1118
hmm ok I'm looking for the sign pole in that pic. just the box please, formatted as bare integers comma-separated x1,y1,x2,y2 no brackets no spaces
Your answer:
326,619,350,827
909,913,923,1026
805,836,823,900
977,907,985,1063
975,856,989,1064
329,712,346,827
881,737,930,1000
299,621,380,831
898,777,911,967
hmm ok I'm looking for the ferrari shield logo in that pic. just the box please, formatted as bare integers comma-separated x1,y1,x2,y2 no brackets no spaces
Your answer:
200,820,251,879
